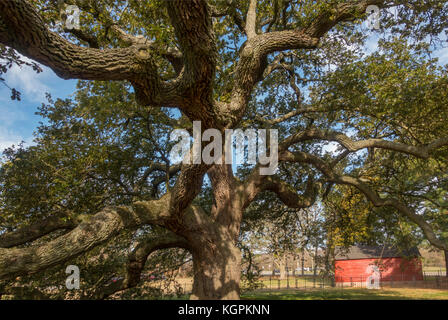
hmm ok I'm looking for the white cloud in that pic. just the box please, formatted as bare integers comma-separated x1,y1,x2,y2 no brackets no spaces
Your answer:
364,36,380,54
435,47,448,65
322,142,340,154
4,56,51,102
0,127,28,152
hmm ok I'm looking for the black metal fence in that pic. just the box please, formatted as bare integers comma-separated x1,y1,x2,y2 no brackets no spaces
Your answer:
254,272,448,291
171,271,448,295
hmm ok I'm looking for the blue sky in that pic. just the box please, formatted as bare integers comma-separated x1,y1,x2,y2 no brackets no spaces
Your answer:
0,56,77,151
0,33,447,155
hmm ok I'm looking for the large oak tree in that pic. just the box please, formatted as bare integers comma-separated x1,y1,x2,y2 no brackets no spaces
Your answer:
1,0,448,299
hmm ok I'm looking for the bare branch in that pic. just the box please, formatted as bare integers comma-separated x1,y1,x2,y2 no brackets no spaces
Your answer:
245,0,258,39
256,105,326,125
63,27,99,48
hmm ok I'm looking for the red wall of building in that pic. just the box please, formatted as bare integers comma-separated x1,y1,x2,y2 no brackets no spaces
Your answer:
335,257,423,283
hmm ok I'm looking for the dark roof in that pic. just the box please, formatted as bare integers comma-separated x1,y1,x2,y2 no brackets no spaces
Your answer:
334,245,420,260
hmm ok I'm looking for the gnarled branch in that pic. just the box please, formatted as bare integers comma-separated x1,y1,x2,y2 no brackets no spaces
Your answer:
90,232,188,300
279,150,448,251
280,128,448,158
0,216,76,248
229,0,386,123
0,197,172,279
240,166,318,210
0,0,182,107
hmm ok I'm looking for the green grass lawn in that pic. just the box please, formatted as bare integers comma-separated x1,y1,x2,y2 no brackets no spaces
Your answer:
257,277,331,289
241,287,448,300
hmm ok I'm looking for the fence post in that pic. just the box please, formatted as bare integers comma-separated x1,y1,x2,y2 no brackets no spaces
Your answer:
295,277,298,289
277,279,280,290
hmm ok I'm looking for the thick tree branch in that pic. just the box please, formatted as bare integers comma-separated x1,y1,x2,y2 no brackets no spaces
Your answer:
240,166,318,210
245,0,257,39
280,128,448,158
228,0,388,121
107,24,184,74
138,163,182,187
169,163,210,218
0,0,184,107
0,216,76,248
63,27,99,49
90,232,189,300
61,0,184,72
0,1,143,80
305,0,385,38
337,175,448,251
165,0,218,123
0,197,172,279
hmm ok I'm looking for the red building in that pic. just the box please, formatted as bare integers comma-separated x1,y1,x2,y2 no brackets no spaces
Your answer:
334,245,424,283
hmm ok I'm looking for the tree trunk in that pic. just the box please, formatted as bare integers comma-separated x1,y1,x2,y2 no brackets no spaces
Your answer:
292,254,297,276
444,249,448,277
187,229,241,300
279,258,287,280
186,163,243,299
301,252,305,276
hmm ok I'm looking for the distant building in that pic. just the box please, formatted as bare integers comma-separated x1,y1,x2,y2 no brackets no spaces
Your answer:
334,245,424,283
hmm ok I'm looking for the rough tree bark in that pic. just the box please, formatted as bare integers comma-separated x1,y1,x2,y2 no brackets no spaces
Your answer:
188,229,241,299
278,256,287,281
445,250,448,277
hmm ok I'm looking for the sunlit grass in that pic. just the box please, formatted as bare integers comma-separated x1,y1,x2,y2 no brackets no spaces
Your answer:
241,287,448,300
